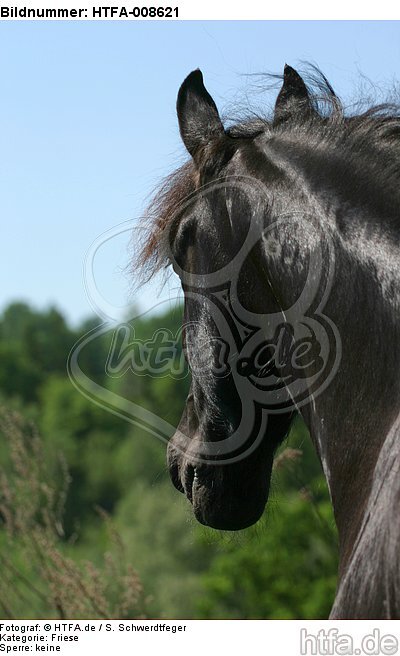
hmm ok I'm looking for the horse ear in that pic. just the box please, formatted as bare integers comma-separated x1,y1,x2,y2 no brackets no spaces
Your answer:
274,65,313,126
177,69,225,158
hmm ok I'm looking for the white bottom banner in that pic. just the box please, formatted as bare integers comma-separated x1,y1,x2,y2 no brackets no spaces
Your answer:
0,620,399,656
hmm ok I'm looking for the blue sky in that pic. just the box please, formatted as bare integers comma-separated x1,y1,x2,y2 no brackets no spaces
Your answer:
1,21,400,326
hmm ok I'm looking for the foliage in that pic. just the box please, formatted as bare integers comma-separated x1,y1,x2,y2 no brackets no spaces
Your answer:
195,421,338,619
0,301,339,619
0,409,145,619
196,490,337,619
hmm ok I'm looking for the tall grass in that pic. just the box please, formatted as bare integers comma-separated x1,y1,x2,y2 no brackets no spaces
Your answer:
0,408,145,619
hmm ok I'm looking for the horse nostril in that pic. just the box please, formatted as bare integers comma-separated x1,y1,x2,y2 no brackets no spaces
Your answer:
167,439,187,494
168,462,185,494
183,464,195,503
170,467,185,494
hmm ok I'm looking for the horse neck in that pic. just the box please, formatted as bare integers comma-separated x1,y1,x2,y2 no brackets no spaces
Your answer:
266,136,400,575
295,184,400,578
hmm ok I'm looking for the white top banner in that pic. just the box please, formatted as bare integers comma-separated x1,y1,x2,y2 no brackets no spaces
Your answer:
0,0,399,20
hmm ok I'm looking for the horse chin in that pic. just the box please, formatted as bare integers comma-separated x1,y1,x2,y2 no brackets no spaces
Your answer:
192,488,267,531
190,473,270,531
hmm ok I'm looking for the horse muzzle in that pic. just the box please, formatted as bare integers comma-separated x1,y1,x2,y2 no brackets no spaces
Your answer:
167,437,272,531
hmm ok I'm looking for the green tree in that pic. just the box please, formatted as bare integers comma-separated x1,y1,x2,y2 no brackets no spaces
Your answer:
196,487,337,619
0,303,76,402
195,420,338,619
0,300,339,620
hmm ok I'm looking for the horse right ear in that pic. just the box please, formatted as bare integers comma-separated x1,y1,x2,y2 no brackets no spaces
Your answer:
177,69,225,158
274,65,313,126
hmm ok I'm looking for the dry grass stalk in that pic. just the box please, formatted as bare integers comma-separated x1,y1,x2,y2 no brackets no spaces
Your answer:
0,408,145,619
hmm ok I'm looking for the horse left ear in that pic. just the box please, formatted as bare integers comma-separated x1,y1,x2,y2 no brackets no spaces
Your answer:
274,65,313,126
177,69,225,158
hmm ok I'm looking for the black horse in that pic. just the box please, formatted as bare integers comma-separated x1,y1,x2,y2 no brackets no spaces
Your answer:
139,65,400,618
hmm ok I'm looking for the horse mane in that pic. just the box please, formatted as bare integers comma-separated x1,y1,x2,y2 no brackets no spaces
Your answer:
136,161,197,284
331,411,400,617
137,66,400,282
